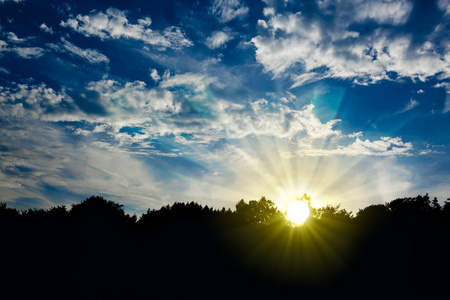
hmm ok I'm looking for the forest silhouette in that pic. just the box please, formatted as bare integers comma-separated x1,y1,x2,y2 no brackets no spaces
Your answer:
1,194,450,299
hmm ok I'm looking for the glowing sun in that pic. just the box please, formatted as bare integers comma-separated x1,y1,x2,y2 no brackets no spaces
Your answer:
286,200,310,225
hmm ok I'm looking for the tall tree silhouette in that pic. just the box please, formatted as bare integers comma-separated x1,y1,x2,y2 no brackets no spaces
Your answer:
235,196,281,224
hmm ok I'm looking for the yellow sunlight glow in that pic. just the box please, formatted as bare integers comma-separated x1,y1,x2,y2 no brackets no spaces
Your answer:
286,200,310,225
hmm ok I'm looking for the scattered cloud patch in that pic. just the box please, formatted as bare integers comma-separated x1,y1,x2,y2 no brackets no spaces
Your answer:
205,31,233,49
61,8,193,50
40,23,55,34
0,36,45,59
7,32,27,43
150,68,161,81
0,79,414,159
352,0,413,25
252,1,450,87
11,47,45,59
0,0,23,3
210,0,249,23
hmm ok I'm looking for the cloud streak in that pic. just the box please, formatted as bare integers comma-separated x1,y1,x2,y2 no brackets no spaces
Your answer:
49,39,109,64
396,98,419,114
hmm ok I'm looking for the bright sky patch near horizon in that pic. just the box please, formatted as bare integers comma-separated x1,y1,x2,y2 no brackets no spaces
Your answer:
0,0,449,214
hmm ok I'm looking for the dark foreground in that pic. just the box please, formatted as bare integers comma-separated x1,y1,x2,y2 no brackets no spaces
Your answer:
1,195,450,299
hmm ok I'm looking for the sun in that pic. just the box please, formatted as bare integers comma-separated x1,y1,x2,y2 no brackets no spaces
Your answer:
286,200,310,225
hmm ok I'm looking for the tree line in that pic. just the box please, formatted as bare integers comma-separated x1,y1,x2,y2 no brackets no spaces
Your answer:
1,194,450,299
3,193,450,229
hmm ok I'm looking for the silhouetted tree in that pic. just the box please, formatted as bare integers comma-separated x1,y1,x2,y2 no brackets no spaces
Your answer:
47,205,69,223
70,196,128,221
314,204,352,221
0,202,20,229
441,197,450,210
386,193,435,215
0,202,20,218
235,196,282,224
69,196,137,235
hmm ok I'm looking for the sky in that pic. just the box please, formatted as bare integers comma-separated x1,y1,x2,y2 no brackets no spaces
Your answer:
0,0,449,214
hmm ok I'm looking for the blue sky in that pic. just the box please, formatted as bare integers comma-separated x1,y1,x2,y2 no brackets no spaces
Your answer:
0,0,449,214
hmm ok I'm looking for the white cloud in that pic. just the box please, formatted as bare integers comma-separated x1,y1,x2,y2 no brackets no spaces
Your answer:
438,0,450,16
0,83,67,120
205,31,233,49
0,120,166,212
353,0,413,25
253,2,450,87
57,39,110,64
0,38,45,59
396,98,419,114
61,8,193,50
293,136,413,157
0,78,422,212
444,95,450,113
315,0,413,25
12,47,46,59
0,40,7,53
160,72,218,92
74,128,92,136
0,78,415,159
210,0,249,23
417,89,425,94
2,32,44,60
84,79,183,122
40,23,55,34
263,7,275,17
0,0,23,3
150,69,161,82
218,101,341,140
7,32,27,43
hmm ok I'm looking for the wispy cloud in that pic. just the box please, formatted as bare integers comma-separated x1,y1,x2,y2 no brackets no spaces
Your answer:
0,66,9,74
210,0,249,23
49,38,110,64
0,33,45,59
0,0,23,3
438,0,450,16
396,98,419,114
433,82,450,113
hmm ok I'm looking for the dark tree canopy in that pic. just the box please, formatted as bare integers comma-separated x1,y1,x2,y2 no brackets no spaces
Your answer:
235,196,282,224
1,193,450,299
